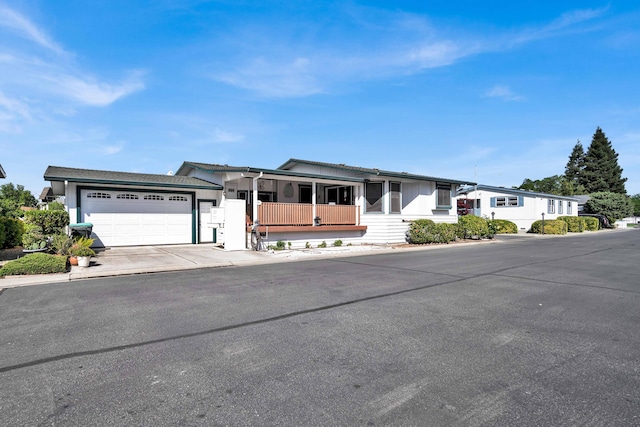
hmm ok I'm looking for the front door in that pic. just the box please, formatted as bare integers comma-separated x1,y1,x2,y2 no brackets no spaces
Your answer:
198,200,216,243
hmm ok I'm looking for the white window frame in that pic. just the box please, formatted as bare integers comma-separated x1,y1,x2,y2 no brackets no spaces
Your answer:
390,182,401,214
547,199,556,214
365,181,384,213
436,183,452,209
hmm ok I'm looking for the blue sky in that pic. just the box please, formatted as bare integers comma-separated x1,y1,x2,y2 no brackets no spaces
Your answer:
1,1,639,197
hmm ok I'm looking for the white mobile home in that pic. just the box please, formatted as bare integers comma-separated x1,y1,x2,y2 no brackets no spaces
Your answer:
458,184,579,231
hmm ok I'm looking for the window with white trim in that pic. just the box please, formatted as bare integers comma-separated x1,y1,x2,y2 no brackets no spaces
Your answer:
558,200,563,214
390,182,401,213
169,196,188,202
547,199,556,214
365,182,383,213
490,196,523,207
144,195,164,201
117,193,138,200
567,202,573,214
87,192,111,199
436,183,452,209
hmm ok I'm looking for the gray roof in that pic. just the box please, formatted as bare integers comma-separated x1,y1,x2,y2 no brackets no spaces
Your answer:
278,158,474,185
177,161,366,183
44,166,222,190
0,164,5,179
459,184,580,201
39,186,54,200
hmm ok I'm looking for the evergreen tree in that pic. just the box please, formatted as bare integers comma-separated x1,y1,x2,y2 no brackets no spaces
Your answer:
564,140,585,188
579,127,627,194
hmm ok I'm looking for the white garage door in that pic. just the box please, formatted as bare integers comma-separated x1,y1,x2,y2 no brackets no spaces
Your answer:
81,189,193,246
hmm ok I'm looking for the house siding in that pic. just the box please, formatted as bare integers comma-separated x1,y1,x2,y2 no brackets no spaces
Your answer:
463,187,578,231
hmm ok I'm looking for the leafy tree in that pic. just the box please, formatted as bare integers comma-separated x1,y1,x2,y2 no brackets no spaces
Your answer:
580,128,627,194
0,183,38,218
517,175,563,195
583,192,633,223
631,194,640,217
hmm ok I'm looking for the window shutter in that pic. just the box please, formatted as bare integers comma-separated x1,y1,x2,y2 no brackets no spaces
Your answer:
490,197,496,208
518,196,524,206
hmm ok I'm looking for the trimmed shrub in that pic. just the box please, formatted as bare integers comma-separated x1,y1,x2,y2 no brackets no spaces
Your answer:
22,210,70,236
0,253,68,276
457,215,491,239
0,217,24,249
582,216,600,231
48,201,66,211
558,216,585,232
488,219,518,234
529,219,568,235
333,240,343,247
406,219,457,244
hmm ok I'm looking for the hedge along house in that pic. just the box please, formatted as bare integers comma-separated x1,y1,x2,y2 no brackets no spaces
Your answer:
176,158,473,248
457,184,579,231
44,166,222,247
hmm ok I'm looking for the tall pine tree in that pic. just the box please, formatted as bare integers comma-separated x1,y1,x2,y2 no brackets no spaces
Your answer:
563,140,586,195
564,140,585,184
579,127,627,194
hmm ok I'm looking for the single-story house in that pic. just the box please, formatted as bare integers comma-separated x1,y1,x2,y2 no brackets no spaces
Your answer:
457,184,579,231
45,159,474,249
44,166,222,247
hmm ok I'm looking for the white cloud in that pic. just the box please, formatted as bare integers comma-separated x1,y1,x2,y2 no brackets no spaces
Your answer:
0,4,65,54
211,7,605,98
216,57,322,98
48,71,145,106
0,3,145,129
100,142,125,155
483,85,525,102
214,127,244,143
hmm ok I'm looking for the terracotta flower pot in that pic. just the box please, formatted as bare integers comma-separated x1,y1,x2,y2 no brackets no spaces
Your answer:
69,256,78,266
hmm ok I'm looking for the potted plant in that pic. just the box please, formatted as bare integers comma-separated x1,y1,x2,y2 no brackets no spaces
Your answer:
69,237,96,267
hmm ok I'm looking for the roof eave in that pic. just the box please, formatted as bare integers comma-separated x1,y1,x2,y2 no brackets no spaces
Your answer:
44,175,222,191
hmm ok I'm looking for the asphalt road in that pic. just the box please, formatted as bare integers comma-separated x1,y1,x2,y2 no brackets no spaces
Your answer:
1,230,639,426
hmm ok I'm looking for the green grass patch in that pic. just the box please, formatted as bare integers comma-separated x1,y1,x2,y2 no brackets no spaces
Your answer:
0,253,68,277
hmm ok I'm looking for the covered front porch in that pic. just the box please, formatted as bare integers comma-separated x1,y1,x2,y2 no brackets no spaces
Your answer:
253,202,366,233
222,175,367,234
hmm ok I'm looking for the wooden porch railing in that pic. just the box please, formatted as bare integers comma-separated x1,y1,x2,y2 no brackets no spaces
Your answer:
257,202,359,226
316,204,360,225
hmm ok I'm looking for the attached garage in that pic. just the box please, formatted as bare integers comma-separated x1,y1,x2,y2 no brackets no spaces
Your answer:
80,189,194,246
44,166,222,247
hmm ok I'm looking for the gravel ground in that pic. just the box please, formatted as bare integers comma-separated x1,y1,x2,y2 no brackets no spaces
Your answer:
0,247,25,266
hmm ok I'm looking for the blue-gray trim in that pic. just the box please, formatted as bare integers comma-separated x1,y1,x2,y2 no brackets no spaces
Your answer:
460,184,579,202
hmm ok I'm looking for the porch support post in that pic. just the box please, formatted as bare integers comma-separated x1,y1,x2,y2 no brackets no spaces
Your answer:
252,172,262,224
384,180,389,214
312,180,317,226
